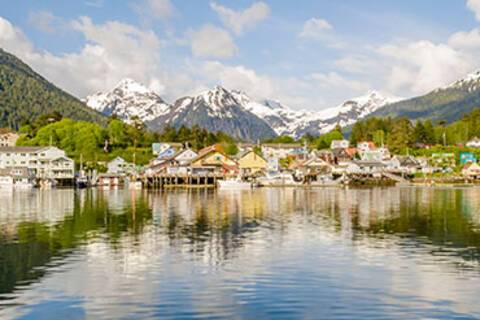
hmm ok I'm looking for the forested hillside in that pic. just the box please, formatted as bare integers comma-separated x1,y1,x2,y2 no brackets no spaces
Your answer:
0,48,106,129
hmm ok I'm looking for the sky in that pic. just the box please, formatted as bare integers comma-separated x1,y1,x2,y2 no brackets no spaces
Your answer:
1,0,480,111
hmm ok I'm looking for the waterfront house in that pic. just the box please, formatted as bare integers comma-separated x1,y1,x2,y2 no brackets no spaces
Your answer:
332,148,354,164
0,167,36,187
466,137,480,148
107,157,135,175
357,141,376,153
0,146,74,180
237,143,257,153
97,173,122,187
190,148,238,175
261,143,306,160
460,152,477,165
361,148,390,162
395,155,422,174
330,139,349,150
294,156,332,176
462,162,480,178
147,148,198,175
311,150,335,164
237,150,267,175
350,160,386,176
0,132,19,147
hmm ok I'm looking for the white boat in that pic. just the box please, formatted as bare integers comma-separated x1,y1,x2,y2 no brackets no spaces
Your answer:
257,172,302,187
217,178,253,189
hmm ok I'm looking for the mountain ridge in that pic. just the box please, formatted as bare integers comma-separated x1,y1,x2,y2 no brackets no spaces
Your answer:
85,79,396,140
0,48,107,129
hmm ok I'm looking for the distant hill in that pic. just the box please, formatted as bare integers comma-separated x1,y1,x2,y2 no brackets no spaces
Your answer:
0,48,106,129
370,70,480,123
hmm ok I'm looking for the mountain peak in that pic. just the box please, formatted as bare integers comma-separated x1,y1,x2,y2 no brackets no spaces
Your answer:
446,70,480,91
85,78,169,123
114,78,150,95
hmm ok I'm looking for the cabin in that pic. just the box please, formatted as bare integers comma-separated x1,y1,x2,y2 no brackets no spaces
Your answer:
190,148,238,175
466,137,480,148
236,150,267,175
0,132,19,147
330,139,349,150
462,162,480,179
107,157,135,175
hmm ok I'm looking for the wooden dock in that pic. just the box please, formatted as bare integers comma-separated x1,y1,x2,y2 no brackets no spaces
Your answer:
143,173,225,189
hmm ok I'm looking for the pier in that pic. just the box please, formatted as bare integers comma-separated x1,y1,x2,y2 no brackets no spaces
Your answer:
143,173,225,189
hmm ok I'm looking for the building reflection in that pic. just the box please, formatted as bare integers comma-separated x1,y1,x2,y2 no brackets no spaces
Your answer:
2,187,480,306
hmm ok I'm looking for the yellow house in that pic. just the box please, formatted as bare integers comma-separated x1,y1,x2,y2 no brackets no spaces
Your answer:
191,149,238,174
237,150,268,175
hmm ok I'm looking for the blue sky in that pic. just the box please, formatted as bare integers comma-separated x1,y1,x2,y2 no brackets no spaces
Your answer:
1,0,480,110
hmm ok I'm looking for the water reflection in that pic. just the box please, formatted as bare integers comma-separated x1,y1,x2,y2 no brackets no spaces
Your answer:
0,187,480,318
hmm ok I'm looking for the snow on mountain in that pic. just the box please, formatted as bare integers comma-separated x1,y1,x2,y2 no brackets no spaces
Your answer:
148,86,277,141
84,78,170,123
288,90,399,138
232,90,398,138
84,79,398,140
445,70,480,92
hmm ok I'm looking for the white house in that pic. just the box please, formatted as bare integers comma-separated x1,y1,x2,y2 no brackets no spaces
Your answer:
261,143,306,159
107,157,135,175
466,137,480,148
0,132,19,147
330,139,349,150
357,141,376,153
0,146,74,179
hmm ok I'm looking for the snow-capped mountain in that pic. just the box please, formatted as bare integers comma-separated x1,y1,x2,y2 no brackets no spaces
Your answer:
84,78,398,140
232,90,398,138
292,90,400,137
148,86,277,141
84,78,170,123
445,70,480,92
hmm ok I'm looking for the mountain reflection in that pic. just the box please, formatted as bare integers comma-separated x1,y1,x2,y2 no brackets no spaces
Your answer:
2,187,480,303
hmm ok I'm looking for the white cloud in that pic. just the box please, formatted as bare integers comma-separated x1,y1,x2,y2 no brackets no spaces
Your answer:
309,72,368,92
377,40,473,94
188,24,237,59
298,18,332,39
28,11,64,34
202,61,275,99
448,28,480,49
0,16,168,98
210,1,270,35
467,0,480,21
145,0,175,21
0,17,35,55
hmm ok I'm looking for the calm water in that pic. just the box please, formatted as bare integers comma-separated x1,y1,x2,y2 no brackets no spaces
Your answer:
1,187,480,319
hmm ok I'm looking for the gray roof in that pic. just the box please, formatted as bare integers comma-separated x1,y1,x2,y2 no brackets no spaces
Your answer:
0,146,47,153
